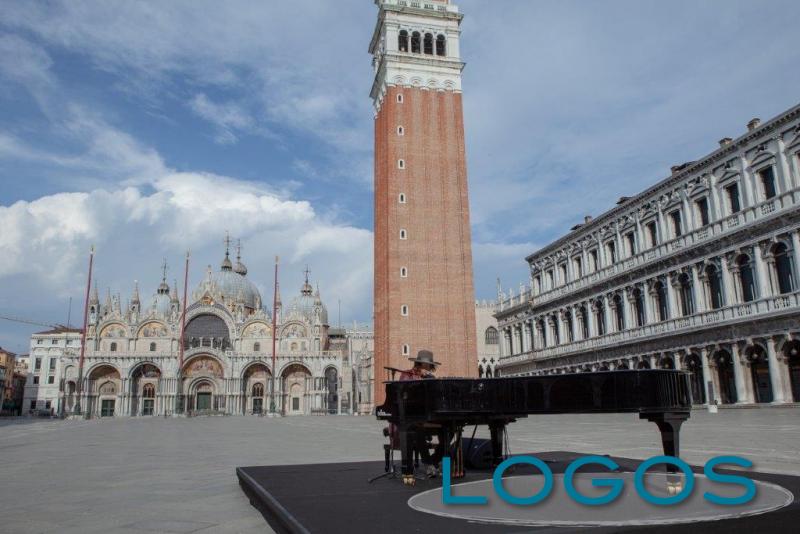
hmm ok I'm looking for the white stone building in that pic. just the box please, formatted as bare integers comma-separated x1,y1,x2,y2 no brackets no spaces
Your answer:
495,104,800,406
23,327,82,415
475,300,500,377
49,240,373,418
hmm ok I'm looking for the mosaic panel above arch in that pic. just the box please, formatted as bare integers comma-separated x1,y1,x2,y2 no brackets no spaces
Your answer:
183,355,224,378
138,322,168,338
242,322,272,338
99,324,127,338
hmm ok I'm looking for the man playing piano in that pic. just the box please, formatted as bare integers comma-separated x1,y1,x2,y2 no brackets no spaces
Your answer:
388,350,444,484
399,349,439,380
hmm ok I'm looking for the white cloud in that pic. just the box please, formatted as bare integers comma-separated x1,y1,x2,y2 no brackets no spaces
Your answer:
0,170,373,323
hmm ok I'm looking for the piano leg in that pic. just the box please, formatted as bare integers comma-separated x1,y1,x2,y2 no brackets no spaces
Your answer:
489,422,506,467
399,427,415,485
640,412,690,494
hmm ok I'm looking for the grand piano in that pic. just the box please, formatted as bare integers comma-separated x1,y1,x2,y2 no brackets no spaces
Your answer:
376,370,692,482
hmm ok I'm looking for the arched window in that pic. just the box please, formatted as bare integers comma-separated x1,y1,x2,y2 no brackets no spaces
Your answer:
485,327,498,345
595,301,606,336
252,383,264,397
436,34,446,56
633,288,645,327
551,314,560,345
253,342,261,352
149,342,156,352
478,365,484,378
654,280,668,321
396,93,403,103
423,33,433,54
579,306,589,338
411,31,421,53
398,193,406,204
705,264,723,309
565,312,574,342
402,344,409,356
737,254,756,302
397,159,405,169
397,125,404,136
143,383,155,398
398,30,409,52
772,243,795,294
400,266,408,277
538,319,547,347
613,294,624,331
110,342,117,352
400,305,409,316
679,273,694,316
399,229,407,240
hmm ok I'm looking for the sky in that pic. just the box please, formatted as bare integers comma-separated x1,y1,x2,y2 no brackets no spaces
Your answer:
1,0,799,352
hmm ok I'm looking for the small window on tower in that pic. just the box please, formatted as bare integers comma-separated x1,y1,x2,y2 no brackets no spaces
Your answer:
398,159,405,169
436,34,446,56
399,229,407,240
400,266,408,277
402,344,410,356
397,125,404,136
149,342,156,352
398,193,406,203
401,305,409,316
397,93,403,103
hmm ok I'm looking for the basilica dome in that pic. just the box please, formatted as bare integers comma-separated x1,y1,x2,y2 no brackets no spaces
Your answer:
193,250,262,311
286,276,328,324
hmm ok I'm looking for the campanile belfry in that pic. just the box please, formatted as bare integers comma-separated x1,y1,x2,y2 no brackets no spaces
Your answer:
371,0,477,402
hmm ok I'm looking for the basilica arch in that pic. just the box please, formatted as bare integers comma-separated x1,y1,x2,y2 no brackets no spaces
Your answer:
241,361,272,415
129,362,162,416
182,354,225,414
281,363,312,416
87,363,121,417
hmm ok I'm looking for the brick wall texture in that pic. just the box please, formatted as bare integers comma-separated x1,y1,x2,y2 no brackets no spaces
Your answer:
374,86,478,404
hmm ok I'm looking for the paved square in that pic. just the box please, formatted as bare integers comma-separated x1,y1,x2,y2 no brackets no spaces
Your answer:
0,408,797,533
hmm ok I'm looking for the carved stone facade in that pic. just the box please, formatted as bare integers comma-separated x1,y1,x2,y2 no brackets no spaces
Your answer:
496,104,800,406
39,241,374,417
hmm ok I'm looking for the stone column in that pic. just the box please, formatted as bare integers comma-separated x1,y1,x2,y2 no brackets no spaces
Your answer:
775,138,793,193
673,352,682,371
720,254,736,305
765,337,788,404
708,174,722,221
753,242,771,299
730,343,751,404
691,263,705,313
791,231,800,288
649,354,657,369
667,273,680,318
681,192,694,233
643,282,654,323
570,307,579,341
700,347,716,405
603,295,613,334
740,156,755,207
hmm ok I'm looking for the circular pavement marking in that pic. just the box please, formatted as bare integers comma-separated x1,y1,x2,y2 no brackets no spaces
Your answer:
408,472,794,527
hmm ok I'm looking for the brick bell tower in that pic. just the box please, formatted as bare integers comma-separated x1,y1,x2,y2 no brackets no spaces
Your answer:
370,0,478,403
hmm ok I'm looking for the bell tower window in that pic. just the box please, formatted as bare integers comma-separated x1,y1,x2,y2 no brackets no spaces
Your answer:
411,31,421,53
398,30,409,52
436,34,446,56
423,33,433,55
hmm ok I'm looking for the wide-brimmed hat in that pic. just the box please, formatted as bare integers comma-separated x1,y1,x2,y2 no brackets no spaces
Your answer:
409,349,440,366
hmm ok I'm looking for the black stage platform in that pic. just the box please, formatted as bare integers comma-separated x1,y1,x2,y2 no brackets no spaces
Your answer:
237,452,799,533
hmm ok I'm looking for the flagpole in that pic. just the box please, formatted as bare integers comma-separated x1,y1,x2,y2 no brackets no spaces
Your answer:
176,250,190,414
74,246,94,416
270,256,279,415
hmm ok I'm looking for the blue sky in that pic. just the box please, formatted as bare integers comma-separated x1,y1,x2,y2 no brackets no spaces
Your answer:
1,0,799,352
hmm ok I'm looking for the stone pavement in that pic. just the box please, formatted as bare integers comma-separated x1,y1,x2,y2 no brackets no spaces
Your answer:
0,407,797,533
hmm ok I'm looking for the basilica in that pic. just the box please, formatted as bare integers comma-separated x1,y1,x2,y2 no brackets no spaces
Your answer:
56,241,373,417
